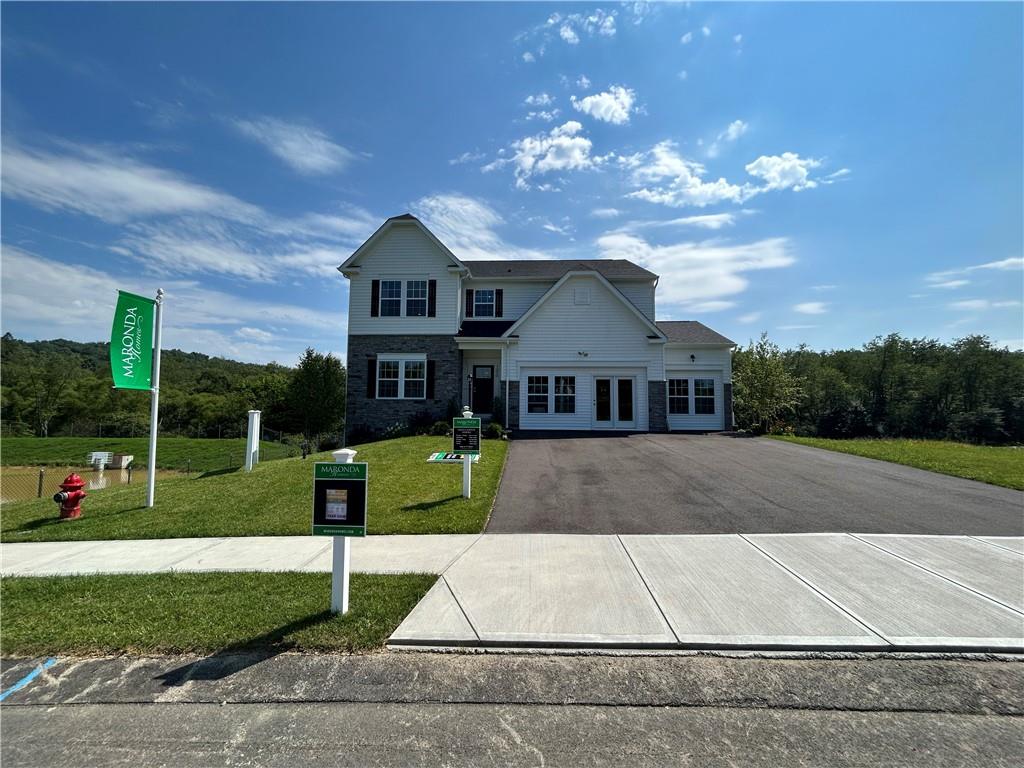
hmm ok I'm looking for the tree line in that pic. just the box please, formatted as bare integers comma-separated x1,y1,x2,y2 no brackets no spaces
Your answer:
733,333,1024,443
0,335,346,446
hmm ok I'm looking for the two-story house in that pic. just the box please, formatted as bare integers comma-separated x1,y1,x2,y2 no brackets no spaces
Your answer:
339,214,736,438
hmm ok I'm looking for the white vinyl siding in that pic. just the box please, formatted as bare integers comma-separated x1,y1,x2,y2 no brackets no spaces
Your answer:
347,224,460,335
612,280,656,320
462,280,550,320
519,366,648,431
506,274,665,383
666,371,724,430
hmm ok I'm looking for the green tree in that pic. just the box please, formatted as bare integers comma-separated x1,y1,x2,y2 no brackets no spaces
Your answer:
286,348,347,443
733,333,803,434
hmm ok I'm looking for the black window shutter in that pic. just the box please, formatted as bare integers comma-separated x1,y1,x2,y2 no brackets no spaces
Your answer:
426,360,436,399
366,358,377,398
495,289,504,318
370,280,380,317
427,280,437,317
465,288,474,318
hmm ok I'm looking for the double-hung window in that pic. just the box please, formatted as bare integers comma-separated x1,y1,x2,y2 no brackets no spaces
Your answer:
668,379,689,414
376,356,426,399
527,376,549,413
694,378,716,414
379,280,402,317
405,280,427,317
554,376,576,414
474,289,495,318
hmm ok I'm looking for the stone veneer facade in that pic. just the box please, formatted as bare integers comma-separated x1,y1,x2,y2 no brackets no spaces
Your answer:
647,380,668,433
503,381,520,429
346,334,461,439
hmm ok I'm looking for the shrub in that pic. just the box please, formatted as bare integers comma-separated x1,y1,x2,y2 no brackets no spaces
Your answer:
484,422,505,440
429,420,451,436
407,409,436,436
346,424,377,446
381,421,411,441
947,407,1007,444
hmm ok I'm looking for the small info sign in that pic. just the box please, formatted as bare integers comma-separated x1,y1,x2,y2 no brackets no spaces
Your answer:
312,461,368,537
452,417,481,455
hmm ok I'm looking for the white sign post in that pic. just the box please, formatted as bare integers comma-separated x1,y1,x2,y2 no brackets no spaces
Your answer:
330,448,357,613
244,410,261,471
145,289,165,509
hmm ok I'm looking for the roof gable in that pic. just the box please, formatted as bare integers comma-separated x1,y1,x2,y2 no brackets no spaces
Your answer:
338,214,466,273
503,270,666,340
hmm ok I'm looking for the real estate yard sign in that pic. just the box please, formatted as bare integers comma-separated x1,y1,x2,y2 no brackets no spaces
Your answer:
452,417,481,456
110,291,156,390
312,462,368,536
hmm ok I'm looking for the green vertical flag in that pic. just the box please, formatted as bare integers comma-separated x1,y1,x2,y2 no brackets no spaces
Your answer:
110,290,156,390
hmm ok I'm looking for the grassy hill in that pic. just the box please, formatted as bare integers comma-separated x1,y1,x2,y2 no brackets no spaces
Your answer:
1,436,508,541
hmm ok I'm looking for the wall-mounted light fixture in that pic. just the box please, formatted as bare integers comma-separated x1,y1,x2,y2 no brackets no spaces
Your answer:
577,351,589,357
690,354,696,362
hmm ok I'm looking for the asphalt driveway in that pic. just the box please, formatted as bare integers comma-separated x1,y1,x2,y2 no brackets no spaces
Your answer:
486,434,1024,535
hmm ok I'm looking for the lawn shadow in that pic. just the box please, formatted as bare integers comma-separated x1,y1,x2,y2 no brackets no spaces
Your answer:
155,610,335,686
197,467,241,479
401,495,462,512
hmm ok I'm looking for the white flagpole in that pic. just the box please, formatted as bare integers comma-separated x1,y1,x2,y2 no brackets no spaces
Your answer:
145,289,165,508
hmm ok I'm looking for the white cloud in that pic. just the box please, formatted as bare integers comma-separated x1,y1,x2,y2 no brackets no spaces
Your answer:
577,75,591,88
929,279,970,289
571,86,636,125
810,284,837,291
596,232,795,308
927,257,1024,284
733,33,743,44
411,194,547,261
738,312,762,323
450,150,486,165
678,70,688,81
0,245,336,364
996,339,1024,351
950,299,1022,311
707,119,749,158
491,121,603,190
236,326,274,342
794,302,828,315
627,141,747,207
525,109,561,122
1,141,262,224
745,153,822,191
702,26,711,37
522,51,535,63
591,207,622,218
232,116,355,176
680,31,693,44
560,24,580,44
778,324,816,331
524,92,555,107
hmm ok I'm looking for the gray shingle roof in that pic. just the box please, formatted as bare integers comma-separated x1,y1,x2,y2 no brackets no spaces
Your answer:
464,259,657,280
457,320,517,337
656,321,735,346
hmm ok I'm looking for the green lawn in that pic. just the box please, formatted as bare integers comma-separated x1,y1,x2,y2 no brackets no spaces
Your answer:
1,435,508,542
770,436,1024,491
1,436,295,471
0,572,435,656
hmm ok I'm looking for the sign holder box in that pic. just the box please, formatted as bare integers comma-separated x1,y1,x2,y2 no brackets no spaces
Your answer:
312,458,367,613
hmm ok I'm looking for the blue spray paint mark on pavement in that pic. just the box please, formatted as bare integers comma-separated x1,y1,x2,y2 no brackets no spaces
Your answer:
0,657,58,702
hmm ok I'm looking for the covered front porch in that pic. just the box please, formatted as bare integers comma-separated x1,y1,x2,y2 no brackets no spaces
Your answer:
456,333,516,426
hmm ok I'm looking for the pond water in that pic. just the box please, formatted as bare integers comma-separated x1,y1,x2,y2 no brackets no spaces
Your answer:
0,466,182,504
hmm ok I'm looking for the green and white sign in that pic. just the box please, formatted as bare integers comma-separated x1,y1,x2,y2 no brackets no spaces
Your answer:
312,462,368,537
452,417,481,455
110,291,156,390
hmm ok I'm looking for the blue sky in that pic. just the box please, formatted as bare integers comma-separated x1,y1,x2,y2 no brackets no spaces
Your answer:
2,1,1022,365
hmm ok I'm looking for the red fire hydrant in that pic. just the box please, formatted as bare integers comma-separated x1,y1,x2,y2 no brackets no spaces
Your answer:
54,473,87,520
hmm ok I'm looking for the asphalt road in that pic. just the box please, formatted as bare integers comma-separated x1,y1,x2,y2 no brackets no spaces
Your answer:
487,434,1024,535
2,653,1022,767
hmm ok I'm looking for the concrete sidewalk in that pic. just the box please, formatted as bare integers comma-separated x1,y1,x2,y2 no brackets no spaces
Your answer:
2,532,1022,653
0,535,481,577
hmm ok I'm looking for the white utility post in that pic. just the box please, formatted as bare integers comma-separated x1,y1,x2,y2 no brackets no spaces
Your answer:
330,447,357,613
145,288,165,509
461,407,473,499
244,410,261,471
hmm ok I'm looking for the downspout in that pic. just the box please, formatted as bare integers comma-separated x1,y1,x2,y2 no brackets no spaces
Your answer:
503,341,510,428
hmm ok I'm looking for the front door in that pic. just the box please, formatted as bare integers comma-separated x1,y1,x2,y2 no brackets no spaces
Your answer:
471,365,494,414
593,376,636,429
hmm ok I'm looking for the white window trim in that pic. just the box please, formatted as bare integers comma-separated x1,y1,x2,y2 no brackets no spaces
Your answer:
377,353,428,400
554,375,576,414
377,279,430,318
379,280,403,317
405,280,428,317
474,289,496,318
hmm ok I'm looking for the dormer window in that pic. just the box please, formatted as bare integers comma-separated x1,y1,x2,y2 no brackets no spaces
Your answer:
474,289,495,318
379,280,402,317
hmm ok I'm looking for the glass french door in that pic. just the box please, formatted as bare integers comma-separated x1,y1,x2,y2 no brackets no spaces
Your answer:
593,376,635,429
